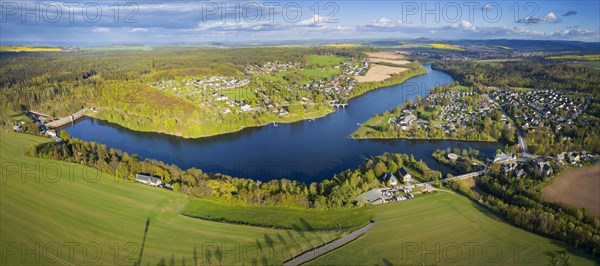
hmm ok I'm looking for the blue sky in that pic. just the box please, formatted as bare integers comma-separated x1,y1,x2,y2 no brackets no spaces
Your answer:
1,1,599,45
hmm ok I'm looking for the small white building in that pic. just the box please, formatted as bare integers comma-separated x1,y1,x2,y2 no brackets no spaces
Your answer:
240,103,253,112
490,152,516,164
383,172,398,186
398,167,412,184
135,174,162,187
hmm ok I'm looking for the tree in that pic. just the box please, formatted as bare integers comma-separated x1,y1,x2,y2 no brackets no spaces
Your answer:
386,160,398,174
374,162,387,177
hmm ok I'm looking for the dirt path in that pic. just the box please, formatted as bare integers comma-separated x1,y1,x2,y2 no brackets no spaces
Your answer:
542,164,600,216
283,222,375,266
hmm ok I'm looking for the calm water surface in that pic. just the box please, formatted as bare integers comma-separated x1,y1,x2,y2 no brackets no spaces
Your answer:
66,65,501,182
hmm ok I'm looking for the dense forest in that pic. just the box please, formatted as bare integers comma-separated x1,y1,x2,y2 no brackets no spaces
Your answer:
28,132,440,209
0,47,368,123
448,167,600,260
432,60,600,93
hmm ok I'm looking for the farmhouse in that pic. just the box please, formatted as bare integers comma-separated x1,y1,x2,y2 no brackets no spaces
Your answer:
501,162,518,174
397,167,412,184
536,162,554,177
383,172,398,186
490,152,516,164
135,174,162,186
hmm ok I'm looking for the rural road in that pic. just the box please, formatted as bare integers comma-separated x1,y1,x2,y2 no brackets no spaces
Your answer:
283,222,376,266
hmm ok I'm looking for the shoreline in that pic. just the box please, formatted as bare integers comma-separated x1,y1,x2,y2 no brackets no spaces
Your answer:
85,107,335,139
75,65,427,139
350,135,498,143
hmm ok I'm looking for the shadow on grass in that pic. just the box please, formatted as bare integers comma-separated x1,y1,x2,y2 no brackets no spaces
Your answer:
135,217,151,266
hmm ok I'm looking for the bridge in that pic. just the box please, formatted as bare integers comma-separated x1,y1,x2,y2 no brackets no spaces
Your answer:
326,100,348,108
409,169,488,189
45,108,89,129
28,110,54,119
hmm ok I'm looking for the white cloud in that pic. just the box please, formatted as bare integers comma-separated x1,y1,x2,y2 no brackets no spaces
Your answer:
482,4,495,11
194,21,283,32
92,27,111,33
517,12,560,24
459,20,476,30
370,17,401,28
299,15,326,27
130,28,150,32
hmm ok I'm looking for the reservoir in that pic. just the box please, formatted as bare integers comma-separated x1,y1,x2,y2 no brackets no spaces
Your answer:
65,65,502,182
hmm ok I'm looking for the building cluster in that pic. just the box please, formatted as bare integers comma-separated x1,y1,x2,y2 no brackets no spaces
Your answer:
489,89,592,133
388,88,501,134
187,76,251,90
404,49,506,60
341,61,369,76
148,58,367,117
493,150,595,179
431,90,499,132
244,61,301,74
373,169,415,204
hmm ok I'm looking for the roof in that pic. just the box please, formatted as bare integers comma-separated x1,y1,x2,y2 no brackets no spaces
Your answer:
135,173,161,184
493,152,515,162
398,167,409,177
383,172,397,182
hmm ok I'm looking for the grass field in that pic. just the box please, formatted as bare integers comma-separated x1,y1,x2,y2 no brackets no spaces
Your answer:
78,45,154,52
308,192,596,265
183,198,374,230
0,132,337,265
450,85,473,92
0,46,65,52
351,114,390,138
547,54,600,61
542,164,600,216
474,58,524,64
509,87,536,92
323,43,360,47
221,88,257,101
306,55,346,67
274,68,341,85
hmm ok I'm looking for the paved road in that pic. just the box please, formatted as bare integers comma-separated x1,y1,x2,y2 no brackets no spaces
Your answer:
483,92,529,154
283,222,375,266
516,129,529,154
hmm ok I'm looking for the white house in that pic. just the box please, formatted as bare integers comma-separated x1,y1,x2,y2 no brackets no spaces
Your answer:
397,167,412,184
240,103,253,112
490,152,517,164
535,162,553,177
135,174,162,187
383,172,398,186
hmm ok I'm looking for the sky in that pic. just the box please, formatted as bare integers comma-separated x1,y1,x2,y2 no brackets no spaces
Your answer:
1,0,599,45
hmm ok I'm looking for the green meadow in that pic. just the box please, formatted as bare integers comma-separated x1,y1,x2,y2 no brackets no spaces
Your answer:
0,133,336,265
183,198,373,230
1,133,595,265
306,55,346,67
309,192,596,265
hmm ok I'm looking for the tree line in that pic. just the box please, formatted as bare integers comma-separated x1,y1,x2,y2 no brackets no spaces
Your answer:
447,168,600,260
28,133,440,209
